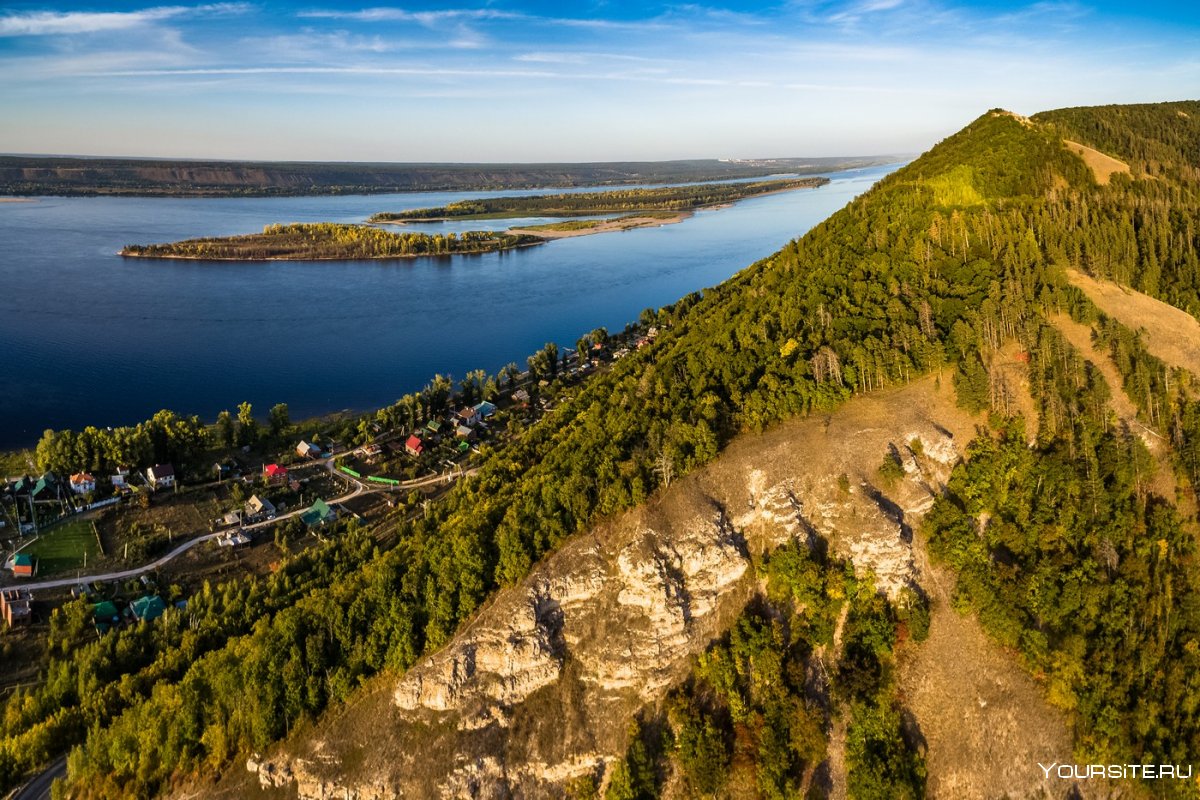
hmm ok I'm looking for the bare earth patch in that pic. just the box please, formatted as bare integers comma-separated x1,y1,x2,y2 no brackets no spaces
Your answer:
1063,140,1130,185
900,544,1080,800
1066,268,1200,377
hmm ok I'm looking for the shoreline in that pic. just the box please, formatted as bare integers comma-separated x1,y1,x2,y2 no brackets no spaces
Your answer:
0,198,36,203
370,177,830,225
507,212,690,239
118,238,547,261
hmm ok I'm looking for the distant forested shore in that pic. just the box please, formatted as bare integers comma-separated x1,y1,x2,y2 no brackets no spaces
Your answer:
0,155,893,197
369,177,829,221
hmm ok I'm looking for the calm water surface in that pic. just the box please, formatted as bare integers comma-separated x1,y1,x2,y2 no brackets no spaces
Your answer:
0,164,899,448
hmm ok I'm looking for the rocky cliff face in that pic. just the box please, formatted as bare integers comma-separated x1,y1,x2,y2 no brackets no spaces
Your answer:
238,378,1069,799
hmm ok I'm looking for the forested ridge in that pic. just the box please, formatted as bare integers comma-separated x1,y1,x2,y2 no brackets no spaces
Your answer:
0,155,880,197
367,177,829,221
6,101,1200,798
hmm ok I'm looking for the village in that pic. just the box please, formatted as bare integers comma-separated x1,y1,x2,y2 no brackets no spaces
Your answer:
0,322,660,679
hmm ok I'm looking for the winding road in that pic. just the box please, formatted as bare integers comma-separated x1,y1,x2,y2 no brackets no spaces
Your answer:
8,447,464,593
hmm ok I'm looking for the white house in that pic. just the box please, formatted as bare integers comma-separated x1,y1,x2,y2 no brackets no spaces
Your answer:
245,494,276,519
147,463,175,489
296,440,321,459
69,472,96,494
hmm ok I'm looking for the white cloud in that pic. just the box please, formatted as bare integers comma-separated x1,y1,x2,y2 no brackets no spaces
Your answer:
0,4,250,37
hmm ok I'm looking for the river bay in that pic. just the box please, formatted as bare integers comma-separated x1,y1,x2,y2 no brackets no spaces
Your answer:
0,164,899,448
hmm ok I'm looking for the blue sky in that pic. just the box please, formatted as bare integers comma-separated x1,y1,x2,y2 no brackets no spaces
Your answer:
0,1,1197,161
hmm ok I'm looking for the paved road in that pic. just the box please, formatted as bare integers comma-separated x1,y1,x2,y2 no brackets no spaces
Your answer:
12,481,367,592
9,756,65,800
10,455,470,593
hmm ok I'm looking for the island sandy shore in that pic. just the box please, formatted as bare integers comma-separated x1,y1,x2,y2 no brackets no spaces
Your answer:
507,212,690,239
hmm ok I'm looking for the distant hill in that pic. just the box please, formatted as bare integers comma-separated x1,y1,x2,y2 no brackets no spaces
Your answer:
0,154,897,197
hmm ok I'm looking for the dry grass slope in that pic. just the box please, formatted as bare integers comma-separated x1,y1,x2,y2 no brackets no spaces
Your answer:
1063,140,1131,185
1066,268,1200,377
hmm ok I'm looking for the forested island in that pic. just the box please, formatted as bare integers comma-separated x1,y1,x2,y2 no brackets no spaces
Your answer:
120,176,830,260
0,155,881,197
367,176,829,221
120,223,543,261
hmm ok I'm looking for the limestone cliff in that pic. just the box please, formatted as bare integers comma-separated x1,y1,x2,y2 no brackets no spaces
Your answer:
237,377,1075,799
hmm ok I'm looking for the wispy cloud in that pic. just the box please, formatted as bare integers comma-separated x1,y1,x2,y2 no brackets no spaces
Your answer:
0,3,249,37
1,0,1196,160
298,6,660,30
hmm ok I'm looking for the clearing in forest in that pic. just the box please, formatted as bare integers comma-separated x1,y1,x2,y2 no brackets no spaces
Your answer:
1063,140,1130,184
1066,268,1200,377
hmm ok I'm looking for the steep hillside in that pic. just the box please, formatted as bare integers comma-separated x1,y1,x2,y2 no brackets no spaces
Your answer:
11,101,1200,799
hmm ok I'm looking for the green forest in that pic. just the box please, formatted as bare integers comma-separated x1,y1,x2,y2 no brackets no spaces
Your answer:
121,223,543,260
4,100,1200,798
367,177,829,221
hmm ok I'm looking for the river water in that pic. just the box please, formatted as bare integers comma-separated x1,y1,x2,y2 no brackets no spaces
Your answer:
0,164,899,448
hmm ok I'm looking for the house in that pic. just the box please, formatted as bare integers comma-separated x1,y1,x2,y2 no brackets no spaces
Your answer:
405,434,424,456
511,388,530,405
455,424,476,440
221,510,243,527
7,553,35,579
129,595,166,623
147,464,175,489
424,419,443,435
1,588,32,627
300,498,337,527
263,463,288,485
456,407,481,427
9,476,31,496
296,440,322,459
473,401,497,419
31,473,58,501
245,494,276,519
218,531,251,548
93,600,121,632
111,467,131,488
69,472,96,495
362,443,383,458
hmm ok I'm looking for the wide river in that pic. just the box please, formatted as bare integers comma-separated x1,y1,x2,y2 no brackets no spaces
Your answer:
0,164,899,448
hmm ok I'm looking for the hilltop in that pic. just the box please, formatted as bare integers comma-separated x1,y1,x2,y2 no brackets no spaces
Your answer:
4,99,1200,799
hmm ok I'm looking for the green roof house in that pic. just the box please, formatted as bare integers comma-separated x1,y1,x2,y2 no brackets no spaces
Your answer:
300,498,337,527
130,595,166,622
32,473,58,499
8,553,35,578
93,600,120,631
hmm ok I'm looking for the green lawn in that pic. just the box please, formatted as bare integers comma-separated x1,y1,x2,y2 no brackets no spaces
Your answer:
23,518,102,575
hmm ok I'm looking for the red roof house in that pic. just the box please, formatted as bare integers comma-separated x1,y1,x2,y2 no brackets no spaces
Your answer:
405,435,424,456
263,463,289,484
